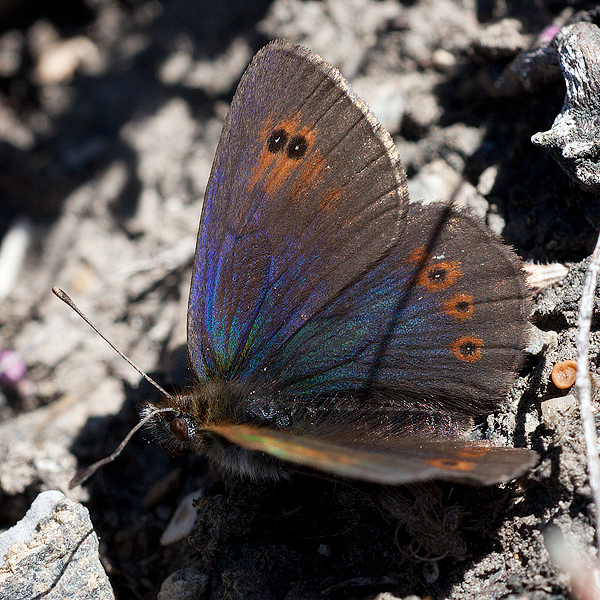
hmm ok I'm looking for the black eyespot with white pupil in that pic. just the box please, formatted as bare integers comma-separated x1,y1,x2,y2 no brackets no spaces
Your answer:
428,266,447,283
286,134,308,159
267,129,288,153
170,417,189,441
266,129,309,160
459,341,477,356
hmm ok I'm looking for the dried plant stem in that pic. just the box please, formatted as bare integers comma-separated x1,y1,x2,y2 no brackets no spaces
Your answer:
577,229,600,554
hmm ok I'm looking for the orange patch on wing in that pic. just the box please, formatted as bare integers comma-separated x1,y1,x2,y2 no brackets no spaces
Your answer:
417,261,462,292
455,448,489,459
425,458,475,472
248,119,317,198
209,425,360,467
408,246,429,264
451,336,483,363
443,292,474,320
275,442,358,466
262,154,300,196
246,116,277,188
290,146,327,201
318,185,344,213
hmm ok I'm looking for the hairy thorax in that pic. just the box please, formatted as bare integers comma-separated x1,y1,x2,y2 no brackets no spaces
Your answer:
141,380,292,481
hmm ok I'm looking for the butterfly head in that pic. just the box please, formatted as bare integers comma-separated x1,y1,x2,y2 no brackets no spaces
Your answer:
141,381,297,481
140,395,200,457
139,382,262,455
140,382,236,457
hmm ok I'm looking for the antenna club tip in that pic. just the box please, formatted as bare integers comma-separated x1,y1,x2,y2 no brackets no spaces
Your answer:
69,466,94,489
52,286,68,301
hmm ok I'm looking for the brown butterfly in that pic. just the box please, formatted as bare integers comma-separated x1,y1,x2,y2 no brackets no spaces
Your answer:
65,40,537,489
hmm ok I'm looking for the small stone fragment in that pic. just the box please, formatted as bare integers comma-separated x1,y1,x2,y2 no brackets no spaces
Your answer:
351,75,406,135
523,262,569,292
544,525,600,599
541,394,577,428
158,568,209,600
407,159,460,204
160,490,202,546
472,18,530,58
35,36,102,84
423,560,440,584
494,43,560,97
431,48,456,70
0,29,23,77
0,490,64,565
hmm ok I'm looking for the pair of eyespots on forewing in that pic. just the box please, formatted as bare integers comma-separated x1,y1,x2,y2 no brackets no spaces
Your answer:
266,128,309,159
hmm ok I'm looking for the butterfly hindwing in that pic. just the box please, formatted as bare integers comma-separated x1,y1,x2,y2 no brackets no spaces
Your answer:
265,203,532,416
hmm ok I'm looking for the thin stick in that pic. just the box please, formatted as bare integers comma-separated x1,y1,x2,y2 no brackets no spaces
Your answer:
69,407,176,488
576,230,600,554
52,286,172,399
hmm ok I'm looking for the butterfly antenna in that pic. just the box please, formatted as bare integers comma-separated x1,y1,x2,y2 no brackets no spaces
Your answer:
52,286,172,399
68,406,176,488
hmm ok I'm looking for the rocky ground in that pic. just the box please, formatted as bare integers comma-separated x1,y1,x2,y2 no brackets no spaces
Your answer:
1,0,600,599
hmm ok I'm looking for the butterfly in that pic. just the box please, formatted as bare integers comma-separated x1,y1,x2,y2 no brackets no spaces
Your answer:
138,39,537,486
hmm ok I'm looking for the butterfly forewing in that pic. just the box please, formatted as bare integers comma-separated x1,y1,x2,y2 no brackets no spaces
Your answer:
208,424,538,485
189,40,408,381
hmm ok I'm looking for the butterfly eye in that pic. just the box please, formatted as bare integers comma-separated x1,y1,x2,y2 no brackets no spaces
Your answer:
286,134,308,159
267,128,288,153
169,417,190,441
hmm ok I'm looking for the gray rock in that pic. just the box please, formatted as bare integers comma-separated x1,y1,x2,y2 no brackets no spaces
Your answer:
0,490,64,565
259,0,401,79
158,568,209,600
472,18,530,59
497,42,560,97
0,490,114,600
351,75,406,135
407,158,460,204
531,22,600,191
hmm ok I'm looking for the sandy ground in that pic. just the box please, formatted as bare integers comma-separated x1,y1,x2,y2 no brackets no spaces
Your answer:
1,0,600,598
